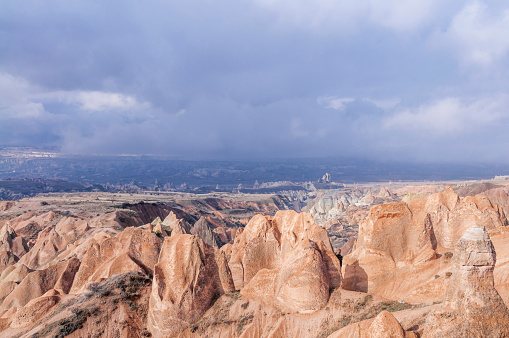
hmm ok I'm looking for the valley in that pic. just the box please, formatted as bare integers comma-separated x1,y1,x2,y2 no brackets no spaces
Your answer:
0,177,508,336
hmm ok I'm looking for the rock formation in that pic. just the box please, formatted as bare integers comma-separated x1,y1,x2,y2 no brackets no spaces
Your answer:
330,310,417,338
342,187,507,301
422,226,509,337
213,226,236,245
0,188,508,337
147,234,234,337
0,258,80,311
9,289,61,329
190,216,219,247
228,210,341,313
0,224,28,260
241,238,330,313
162,211,191,235
0,202,15,212
70,227,162,293
376,186,394,199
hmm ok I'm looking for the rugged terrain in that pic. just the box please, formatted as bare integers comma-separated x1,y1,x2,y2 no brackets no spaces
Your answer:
0,179,509,336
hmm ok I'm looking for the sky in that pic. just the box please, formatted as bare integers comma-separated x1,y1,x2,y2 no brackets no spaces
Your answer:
1,0,509,162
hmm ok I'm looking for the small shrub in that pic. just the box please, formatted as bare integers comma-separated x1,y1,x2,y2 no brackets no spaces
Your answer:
435,275,440,279
445,272,453,278
54,308,95,337
237,314,254,334
444,252,454,259
354,294,373,311
155,231,163,239
86,282,111,298
227,291,240,300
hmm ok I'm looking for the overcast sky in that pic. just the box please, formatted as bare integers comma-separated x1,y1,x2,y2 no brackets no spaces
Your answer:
1,0,509,162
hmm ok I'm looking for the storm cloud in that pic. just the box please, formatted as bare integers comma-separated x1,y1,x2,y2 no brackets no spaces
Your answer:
1,0,509,162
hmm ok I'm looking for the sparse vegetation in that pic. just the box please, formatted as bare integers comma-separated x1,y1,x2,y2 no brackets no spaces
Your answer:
354,294,373,311
33,306,100,338
226,291,241,300
237,314,254,334
86,282,112,298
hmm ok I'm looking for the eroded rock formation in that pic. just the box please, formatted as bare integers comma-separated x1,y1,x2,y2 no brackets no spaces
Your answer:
71,227,162,293
229,210,341,313
422,226,509,337
147,234,234,337
0,188,508,337
191,216,219,247
342,187,507,301
162,211,191,235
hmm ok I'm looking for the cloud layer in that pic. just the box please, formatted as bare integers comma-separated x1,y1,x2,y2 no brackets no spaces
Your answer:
1,0,509,162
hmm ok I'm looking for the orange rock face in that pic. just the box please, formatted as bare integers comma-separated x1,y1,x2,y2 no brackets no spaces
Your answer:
0,258,80,311
241,238,330,313
342,187,507,301
228,210,341,313
71,226,162,293
2,188,509,337
330,310,418,338
162,211,191,235
147,234,234,337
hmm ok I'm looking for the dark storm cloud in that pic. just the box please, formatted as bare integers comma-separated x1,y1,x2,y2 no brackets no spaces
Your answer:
1,0,509,162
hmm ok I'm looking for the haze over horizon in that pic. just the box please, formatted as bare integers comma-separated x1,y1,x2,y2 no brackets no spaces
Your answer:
1,1,509,163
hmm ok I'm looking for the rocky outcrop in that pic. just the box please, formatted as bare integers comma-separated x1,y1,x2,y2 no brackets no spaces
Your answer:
0,224,28,260
0,264,31,304
342,201,437,296
0,202,15,212
213,226,236,245
425,187,506,248
422,226,509,337
190,217,219,247
9,289,61,328
484,186,509,222
162,211,191,235
70,227,162,293
18,216,89,269
147,234,234,337
340,236,356,257
330,310,417,338
241,238,330,313
0,258,80,311
376,186,394,199
342,187,507,301
229,210,341,313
